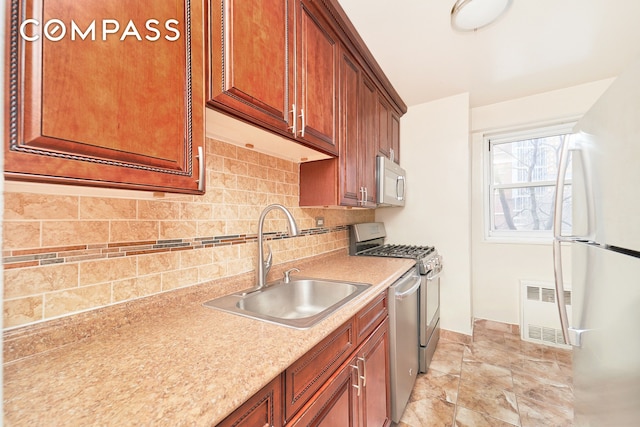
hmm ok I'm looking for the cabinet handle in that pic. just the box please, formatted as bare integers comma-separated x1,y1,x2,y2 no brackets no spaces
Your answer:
350,363,361,396
289,104,297,135
299,108,305,137
358,356,367,387
196,146,205,192
390,148,395,163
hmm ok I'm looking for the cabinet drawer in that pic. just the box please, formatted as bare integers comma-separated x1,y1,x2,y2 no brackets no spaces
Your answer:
286,355,358,427
217,375,284,427
284,318,356,420
355,291,388,346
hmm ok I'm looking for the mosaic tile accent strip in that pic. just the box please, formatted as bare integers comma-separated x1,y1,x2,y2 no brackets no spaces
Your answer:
2,225,349,269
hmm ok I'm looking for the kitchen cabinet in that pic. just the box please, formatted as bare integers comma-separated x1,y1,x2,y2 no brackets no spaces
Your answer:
207,0,294,137
355,318,391,427
390,111,401,164
359,75,378,206
284,318,356,420
377,96,401,164
5,0,205,194
287,351,359,426
217,375,284,427
217,291,389,427
288,319,390,427
207,0,338,156
294,0,339,155
298,49,376,207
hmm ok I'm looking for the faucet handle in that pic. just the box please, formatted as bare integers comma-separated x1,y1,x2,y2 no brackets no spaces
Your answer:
264,244,273,270
283,267,300,283
265,245,272,267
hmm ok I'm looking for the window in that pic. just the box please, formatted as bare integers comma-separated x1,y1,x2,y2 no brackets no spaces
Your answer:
486,124,574,241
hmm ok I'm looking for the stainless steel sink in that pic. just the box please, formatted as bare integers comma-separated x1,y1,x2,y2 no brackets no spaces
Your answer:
203,278,371,329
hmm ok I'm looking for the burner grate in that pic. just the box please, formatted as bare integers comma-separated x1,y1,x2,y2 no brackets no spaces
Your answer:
362,244,434,260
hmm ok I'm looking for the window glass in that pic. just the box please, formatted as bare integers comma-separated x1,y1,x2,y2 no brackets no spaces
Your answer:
487,126,573,240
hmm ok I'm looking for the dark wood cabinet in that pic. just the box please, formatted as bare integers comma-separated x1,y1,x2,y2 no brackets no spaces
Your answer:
359,75,378,206
207,0,338,156
294,0,339,155
356,318,391,427
217,375,284,427
208,0,294,136
298,49,376,207
390,111,401,164
337,49,362,206
288,318,390,427
377,95,401,164
218,291,390,427
284,319,356,420
5,0,205,194
287,351,359,427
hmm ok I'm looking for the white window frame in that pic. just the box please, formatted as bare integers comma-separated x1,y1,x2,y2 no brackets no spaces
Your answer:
484,122,576,243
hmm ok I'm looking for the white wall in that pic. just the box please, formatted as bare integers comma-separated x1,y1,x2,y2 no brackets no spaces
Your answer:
376,93,473,336
470,79,614,325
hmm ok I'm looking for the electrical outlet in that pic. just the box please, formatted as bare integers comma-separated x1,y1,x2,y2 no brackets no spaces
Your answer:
315,217,325,227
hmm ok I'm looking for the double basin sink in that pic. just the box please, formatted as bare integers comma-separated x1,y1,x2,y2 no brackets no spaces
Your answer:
203,278,371,329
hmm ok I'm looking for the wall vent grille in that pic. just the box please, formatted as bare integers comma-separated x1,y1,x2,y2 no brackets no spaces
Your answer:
521,281,571,349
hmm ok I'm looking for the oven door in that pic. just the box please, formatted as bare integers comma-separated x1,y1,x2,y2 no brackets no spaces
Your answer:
419,269,440,347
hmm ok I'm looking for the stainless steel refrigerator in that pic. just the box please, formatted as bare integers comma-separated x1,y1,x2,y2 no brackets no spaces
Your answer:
553,56,640,426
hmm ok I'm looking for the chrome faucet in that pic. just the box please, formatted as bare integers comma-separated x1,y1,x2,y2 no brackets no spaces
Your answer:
255,204,299,290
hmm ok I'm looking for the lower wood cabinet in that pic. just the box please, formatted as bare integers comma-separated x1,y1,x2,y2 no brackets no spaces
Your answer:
288,318,390,427
216,375,284,427
217,292,390,427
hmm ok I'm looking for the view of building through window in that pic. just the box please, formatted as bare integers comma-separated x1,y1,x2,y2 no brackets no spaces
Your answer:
489,130,572,237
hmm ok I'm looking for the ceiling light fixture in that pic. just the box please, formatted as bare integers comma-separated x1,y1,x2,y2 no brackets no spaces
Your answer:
451,0,512,32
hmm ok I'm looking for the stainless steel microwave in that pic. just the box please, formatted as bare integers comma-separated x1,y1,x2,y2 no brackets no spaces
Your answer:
376,155,406,207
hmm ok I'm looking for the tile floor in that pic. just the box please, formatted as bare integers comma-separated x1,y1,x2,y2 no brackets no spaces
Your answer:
397,320,574,426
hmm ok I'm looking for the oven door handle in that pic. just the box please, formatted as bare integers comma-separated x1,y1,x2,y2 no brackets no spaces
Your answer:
394,275,421,300
427,271,441,281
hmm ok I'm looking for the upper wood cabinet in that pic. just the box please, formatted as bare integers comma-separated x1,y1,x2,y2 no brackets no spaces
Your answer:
377,95,401,164
5,0,205,194
294,0,339,155
298,49,376,207
208,0,294,136
207,0,338,156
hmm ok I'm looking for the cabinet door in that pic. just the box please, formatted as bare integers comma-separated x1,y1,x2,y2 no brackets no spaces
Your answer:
390,111,401,164
358,318,391,427
338,50,361,206
208,0,294,134
284,319,356,420
360,75,377,206
217,375,283,427
5,0,205,194
287,357,359,427
295,0,339,156
376,95,392,160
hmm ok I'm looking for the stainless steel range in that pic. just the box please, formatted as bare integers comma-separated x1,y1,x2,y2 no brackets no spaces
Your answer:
350,222,442,373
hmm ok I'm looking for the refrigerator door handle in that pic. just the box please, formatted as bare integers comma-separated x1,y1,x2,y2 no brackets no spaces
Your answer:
553,134,580,347
552,239,576,346
568,327,589,347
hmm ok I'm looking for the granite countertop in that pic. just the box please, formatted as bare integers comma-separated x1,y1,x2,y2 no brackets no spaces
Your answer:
3,251,415,426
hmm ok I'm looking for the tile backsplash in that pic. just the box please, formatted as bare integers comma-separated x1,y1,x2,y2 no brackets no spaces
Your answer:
3,138,373,329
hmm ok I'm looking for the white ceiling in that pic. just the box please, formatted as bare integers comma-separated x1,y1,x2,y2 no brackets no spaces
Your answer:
337,0,640,108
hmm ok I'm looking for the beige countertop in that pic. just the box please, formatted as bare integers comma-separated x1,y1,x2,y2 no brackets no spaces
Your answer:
3,251,415,426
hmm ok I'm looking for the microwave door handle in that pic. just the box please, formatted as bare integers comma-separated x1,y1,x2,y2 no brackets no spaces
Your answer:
396,175,405,201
